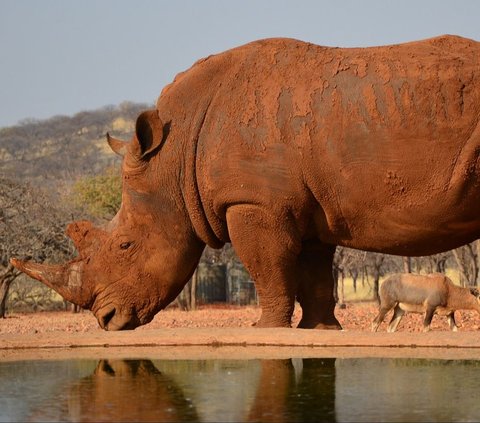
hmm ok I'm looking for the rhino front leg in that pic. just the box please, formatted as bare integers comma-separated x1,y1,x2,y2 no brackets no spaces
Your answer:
296,241,342,330
226,206,300,328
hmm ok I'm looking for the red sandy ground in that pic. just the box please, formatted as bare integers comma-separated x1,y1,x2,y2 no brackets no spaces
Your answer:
3,302,480,362
2,302,480,334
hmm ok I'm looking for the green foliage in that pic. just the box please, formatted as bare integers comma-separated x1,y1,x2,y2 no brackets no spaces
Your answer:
71,167,122,219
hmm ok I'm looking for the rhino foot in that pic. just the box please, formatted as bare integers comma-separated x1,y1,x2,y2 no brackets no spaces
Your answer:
297,317,342,330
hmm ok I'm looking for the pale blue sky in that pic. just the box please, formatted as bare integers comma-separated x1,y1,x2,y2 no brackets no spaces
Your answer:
1,0,480,128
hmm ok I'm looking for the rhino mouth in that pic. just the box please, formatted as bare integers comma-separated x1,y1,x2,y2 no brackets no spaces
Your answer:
96,305,141,331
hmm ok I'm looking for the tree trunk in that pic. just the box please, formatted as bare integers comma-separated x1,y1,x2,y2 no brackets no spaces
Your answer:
473,240,480,285
373,274,380,304
435,256,447,273
332,267,339,303
340,271,345,304
0,278,12,318
190,268,197,311
176,281,191,311
349,269,358,293
0,264,19,318
403,256,412,273
362,266,368,288
63,300,80,312
452,243,478,287
371,255,385,304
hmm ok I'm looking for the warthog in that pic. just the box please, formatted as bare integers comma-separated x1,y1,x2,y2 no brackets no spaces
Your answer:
371,273,480,332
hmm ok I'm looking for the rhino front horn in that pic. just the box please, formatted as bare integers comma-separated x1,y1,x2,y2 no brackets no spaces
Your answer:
9,258,84,306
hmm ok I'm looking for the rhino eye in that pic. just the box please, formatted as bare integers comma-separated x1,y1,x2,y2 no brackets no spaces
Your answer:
120,241,133,250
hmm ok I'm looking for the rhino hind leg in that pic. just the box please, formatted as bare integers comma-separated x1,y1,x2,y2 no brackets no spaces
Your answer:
295,241,342,330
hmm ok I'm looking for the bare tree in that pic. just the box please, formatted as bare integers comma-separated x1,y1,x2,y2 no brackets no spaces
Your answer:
413,253,449,274
452,241,479,287
335,248,368,296
403,256,412,273
363,253,403,303
0,263,19,317
0,177,76,317
176,244,237,310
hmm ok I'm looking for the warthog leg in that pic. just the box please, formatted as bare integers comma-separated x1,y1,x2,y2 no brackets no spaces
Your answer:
447,311,458,331
371,302,396,332
387,304,405,332
422,305,437,332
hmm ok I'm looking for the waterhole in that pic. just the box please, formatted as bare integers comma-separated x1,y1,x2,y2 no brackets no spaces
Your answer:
1,357,479,422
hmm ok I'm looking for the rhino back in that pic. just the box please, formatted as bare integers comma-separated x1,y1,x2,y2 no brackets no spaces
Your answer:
155,36,480,252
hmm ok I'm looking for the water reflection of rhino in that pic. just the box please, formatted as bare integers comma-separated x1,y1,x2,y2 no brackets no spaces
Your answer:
58,358,337,422
248,359,336,422
67,360,199,422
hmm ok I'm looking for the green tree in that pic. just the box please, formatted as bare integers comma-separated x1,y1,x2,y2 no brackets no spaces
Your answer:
71,166,122,219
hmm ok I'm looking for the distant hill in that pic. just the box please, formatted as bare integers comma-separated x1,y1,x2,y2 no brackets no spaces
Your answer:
0,101,151,190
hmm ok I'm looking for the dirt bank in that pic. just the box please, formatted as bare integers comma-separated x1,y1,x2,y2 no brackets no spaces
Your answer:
2,302,480,361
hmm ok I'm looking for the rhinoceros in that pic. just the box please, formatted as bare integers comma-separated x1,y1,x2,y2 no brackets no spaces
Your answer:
11,35,480,330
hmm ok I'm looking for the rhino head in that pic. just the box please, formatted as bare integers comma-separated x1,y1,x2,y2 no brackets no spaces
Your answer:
11,109,206,330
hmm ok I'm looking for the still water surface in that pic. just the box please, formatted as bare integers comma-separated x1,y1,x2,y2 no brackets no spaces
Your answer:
1,357,480,422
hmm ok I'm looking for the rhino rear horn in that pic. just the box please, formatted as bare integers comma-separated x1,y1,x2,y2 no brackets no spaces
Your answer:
65,220,108,258
66,220,95,254
106,133,128,157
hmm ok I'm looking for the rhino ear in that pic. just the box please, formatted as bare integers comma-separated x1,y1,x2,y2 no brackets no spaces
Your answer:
133,109,169,159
